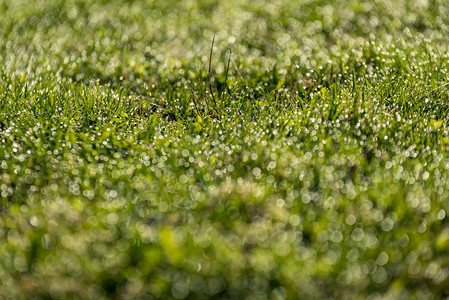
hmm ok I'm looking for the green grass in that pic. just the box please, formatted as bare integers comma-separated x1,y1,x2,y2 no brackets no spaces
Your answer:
2,0,449,299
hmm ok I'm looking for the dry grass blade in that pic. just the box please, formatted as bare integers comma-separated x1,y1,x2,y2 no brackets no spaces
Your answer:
222,49,232,102
208,34,219,114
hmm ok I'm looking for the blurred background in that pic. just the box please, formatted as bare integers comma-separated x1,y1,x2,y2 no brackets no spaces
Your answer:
2,0,448,87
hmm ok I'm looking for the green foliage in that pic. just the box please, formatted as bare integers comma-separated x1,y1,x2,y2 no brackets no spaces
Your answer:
2,0,449,299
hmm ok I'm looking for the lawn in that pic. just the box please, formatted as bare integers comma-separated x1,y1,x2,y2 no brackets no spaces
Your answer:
1,0,449,299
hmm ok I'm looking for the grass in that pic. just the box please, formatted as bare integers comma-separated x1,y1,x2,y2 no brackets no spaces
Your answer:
2,0,449,299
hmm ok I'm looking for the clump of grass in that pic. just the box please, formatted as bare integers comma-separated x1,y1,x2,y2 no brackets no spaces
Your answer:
2,0,449,299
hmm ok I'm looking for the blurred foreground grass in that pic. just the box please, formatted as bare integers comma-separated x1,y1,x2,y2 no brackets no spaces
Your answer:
2,0,449,299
